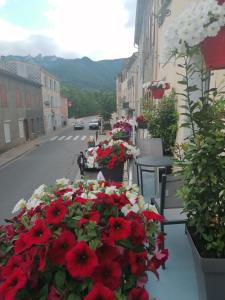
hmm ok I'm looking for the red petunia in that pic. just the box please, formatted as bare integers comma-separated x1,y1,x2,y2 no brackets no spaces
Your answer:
14,233,30,254
55,188,73,196
130,220,146,245
0,268,27,300
84,283,116,300
79,211,100,226
142,210,164,222
128,287,149,300
128,251,147,275
25,219,51,246
96,245,120,261
49,230,77,265
92,260,122,290
1,255,24,278
45,200,68,224
147,249,169,279
47,285,64,300
109,217,131,241
66,241,98,279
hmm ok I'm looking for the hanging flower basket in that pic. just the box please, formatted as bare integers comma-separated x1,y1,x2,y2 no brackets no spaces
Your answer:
151,88,165,99
201,26,225,70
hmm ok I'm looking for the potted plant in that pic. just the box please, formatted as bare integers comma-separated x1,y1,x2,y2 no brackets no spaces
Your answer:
136,115,148,129
0,178,168,300
143,81,170,100
112,119,133,141
163,0,225,69
175,56,225,300
94,139,140,182
110,128,130,141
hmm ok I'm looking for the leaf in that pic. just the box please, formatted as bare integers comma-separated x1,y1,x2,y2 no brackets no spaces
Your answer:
180,123,191,128
55,270,66,289
38,284,48,299
177,80,187,85
67,293,81,300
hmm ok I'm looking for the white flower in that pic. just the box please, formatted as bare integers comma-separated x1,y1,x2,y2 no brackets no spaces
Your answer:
80,192,97,199
121,203,140,216
32,184,46,197
26,198,42,210
126,191,138,205
56,178,70,185
105,186,117,194
144,203,159,213
12,198,26,214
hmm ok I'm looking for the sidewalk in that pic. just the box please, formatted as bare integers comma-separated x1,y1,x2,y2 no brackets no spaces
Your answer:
0,126,69,169
133,135,198,300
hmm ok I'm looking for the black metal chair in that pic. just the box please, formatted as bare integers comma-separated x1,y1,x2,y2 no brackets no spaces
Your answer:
151,174,187,268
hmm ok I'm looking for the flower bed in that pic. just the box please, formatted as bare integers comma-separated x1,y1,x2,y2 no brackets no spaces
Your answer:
0,179,168,300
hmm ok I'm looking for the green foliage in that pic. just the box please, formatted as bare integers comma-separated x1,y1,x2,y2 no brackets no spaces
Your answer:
145,90,178,154
61,86,116,119
176,54,225,257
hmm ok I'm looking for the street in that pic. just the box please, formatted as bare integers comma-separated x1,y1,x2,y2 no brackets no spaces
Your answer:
0,116,99,222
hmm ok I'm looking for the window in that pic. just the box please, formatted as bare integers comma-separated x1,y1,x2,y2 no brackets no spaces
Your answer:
44,76,47,88
54,81,57,92
0,84,8,107
18,120,24,138
16,88,22,107
3,122,11,143
50,79,52,90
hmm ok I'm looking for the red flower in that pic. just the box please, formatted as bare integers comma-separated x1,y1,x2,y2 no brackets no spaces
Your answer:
96,245,120,261
109,217,131,241
26,219,51,246
130,220,145,245
142,210,164,222
147,249,169,278
79,211,100,226
110,193,129,209
84,283,116,300
47,286,64,300
1,255,24,278
66,241,98,278
128,251,147,275
14,233,30,254
46,200,68,224
0,268,27,300
55,188,73,196
49,230,77,265
128,287,149,300
92,260,122,290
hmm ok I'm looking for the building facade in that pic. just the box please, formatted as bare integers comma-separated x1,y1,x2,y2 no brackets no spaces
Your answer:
0,59,65,134
117,0,225,143
0,69,44,152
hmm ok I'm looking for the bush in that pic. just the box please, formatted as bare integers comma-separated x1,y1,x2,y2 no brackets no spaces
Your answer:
145,90,178,154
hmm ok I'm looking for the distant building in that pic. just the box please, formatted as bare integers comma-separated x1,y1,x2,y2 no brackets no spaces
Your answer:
0,68,44,153
60,96,69,126
0,59,62,134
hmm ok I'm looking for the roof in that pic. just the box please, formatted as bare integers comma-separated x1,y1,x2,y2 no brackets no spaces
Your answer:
0,68,42,87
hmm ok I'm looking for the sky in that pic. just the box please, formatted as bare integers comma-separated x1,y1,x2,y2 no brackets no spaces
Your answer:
0,0,137,60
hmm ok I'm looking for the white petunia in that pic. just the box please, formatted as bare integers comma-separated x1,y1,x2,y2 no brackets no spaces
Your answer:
56,178,70,185
12,198,26,214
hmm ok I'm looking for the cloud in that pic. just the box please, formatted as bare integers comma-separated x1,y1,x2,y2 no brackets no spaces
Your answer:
0,0,7,7
123,0,137,28
0,0,137,60
0,34,79,57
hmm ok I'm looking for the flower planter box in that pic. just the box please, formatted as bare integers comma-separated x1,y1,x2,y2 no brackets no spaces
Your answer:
201,26,225,70
187,227,225,300
151,88,165,99
138,122,147,129
112,132,131,141
101,163,124,182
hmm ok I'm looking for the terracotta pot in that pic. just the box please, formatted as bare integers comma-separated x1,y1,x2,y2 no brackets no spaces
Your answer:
101,163,124,182
201,26,225,70
151,88,165,99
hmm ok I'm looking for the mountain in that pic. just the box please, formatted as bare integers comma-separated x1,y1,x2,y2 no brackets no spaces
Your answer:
3,55,125,90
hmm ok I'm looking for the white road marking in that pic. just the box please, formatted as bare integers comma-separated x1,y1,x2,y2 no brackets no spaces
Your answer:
73,136,80,140
58,136,66,140
81,135,86,141
50,136,59,141
65,136,73,140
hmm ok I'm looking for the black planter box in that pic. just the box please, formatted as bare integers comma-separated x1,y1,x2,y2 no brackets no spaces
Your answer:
101,163,124,182
138,123,147,129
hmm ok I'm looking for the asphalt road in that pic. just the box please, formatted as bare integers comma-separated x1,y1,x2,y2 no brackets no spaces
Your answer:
0,116,99,222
